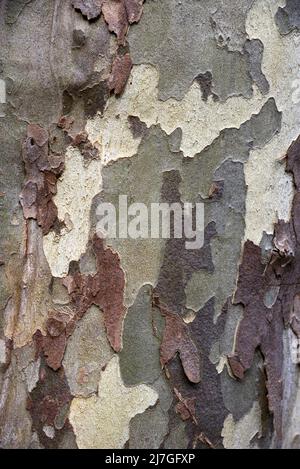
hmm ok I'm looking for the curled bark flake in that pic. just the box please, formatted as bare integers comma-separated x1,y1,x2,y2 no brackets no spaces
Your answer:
42,334,67,372
102,0,144,45
102,0,129,45
273,220,296,259
174,388,197,424
124,0,144,24
71,0,104,20
109,53,132,95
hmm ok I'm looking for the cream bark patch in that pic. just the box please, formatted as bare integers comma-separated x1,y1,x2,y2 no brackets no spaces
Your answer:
221,401,262,449
86,64,268,161
43,147,102,277
69,355,158,448
44,0,297,280
244,0,298,244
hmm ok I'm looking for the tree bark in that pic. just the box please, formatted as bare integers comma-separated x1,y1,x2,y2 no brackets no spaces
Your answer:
0,0,300,449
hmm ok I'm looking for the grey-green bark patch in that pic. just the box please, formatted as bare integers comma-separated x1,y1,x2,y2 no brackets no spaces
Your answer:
275,0,300,35
221,354,264,421
203,161,246,319
129,404,169,449
245,39,270,95
119,285,162,386
0,110,26,327
129,0,265,101
163,417,189,449
185,99,281,319
3,0,113,128
210,0,255,51
93,125,182,307
181,98,281,202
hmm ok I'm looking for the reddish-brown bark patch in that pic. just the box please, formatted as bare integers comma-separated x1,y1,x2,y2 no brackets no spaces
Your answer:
109,53,132,95
71,131,100,161
229,134,300,442
20,125,64,235
71,1,144,100
27,361,76,448
102,0,144,45
72,0,144,45
102,0,128,44
34,308,77,371
165,299,228,449
124,0,144,23
174,388,197,423
63,235,126,352
153,296,200,384
229,241,284,439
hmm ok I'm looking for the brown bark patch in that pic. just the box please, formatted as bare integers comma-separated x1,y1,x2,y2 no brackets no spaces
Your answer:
72,0,144,45
153,296,200,384
34,308,77,371
102,0,144,45
228,241,284,439
20,125,64,235
174,388,197,424
109,53,133,95
63,235,126,352
71,131,100,162
229,136,300,442
27,361,76,448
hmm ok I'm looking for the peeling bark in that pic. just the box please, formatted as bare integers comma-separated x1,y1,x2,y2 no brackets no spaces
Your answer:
64,235,126,352
1,0,300,450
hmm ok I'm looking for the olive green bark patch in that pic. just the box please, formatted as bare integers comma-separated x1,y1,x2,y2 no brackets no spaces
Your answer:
119,285,162,386
129,0,265,101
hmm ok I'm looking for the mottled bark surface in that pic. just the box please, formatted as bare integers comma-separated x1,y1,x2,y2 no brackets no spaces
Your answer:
0,0,300,449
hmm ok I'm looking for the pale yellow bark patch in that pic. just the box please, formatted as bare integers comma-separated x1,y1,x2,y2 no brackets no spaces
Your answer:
87,64,267,161
69,355,158,449
43,147,102,277
244,0,297,244
222,401,262,449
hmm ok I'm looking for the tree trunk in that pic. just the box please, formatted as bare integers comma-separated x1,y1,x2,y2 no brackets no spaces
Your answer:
0,0,300,449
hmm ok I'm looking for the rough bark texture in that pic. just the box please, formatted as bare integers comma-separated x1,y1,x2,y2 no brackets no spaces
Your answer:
0,0,300,449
